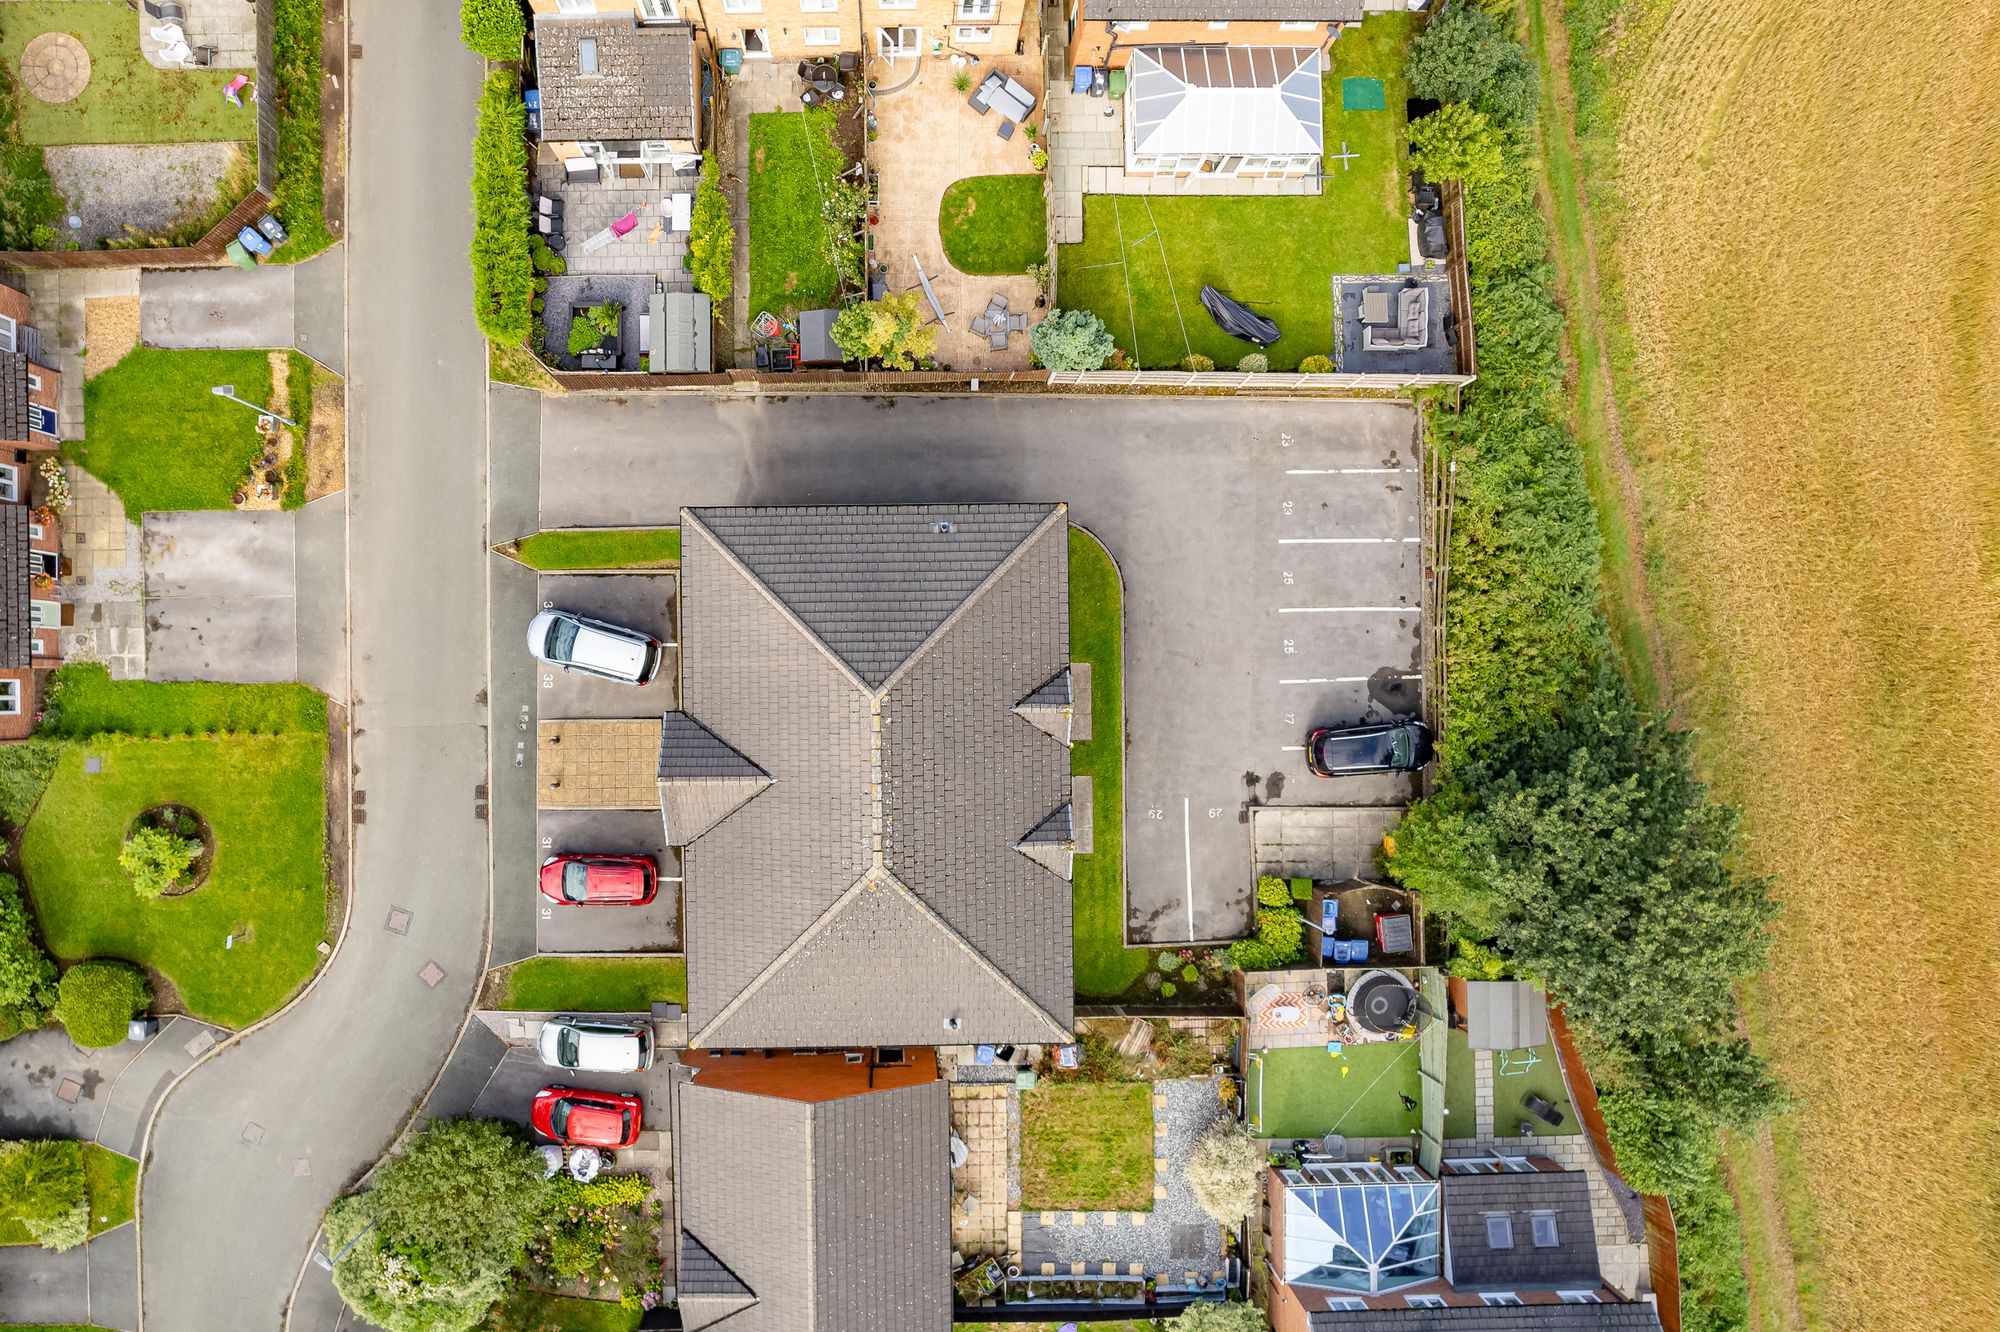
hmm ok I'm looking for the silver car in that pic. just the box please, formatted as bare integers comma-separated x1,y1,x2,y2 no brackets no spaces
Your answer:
526,609,664,686
536,1016,655,1072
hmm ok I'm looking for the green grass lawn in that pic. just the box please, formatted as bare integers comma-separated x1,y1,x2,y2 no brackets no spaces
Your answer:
23,734,328,1027
1056,14,1416,370
0,3,253,146
494,956,687,1012
939,174,1048,276
480,1290,640,1332
1246,1042,1422,1139
1069,528,1149,999
1445,1028,1476,1133
514,529,681,570
42,664,326,739
1487,1040,1580,1136
0,1143,138,1246
73,348,277,519
747,106,846,322
1019,1082,1154,1211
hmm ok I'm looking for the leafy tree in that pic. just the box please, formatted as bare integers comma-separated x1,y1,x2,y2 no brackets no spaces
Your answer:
1177,1300,1272,1332
0,873,57,1036
1406,3,1517,103
1446,938,1508,981
687,155,734,306
1186,1121,1265,1223
56,961,150,1049
1408,103,1507,190
829,292,937,370
1030,308,1116,371
327,1193,499,1332
121,826,199,900
0,1139,86,1251
470,72,533,345
459,0,525,60
1475,54,1540,129
1600,1083,1713,1198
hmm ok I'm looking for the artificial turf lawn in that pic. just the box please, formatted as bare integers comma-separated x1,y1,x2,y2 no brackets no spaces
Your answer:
73,348,277,519
1068,528,1150,999
480,1290,640,1332
1246,1042,1423,1139
515,528,681,570
1484,1038,1580,1135
1019,1082,1155,1211
938,174,1048,276
746,106,846,322
23,735,328,1028
1056,13,1416,370
0,4,252,146
41,664,327,739
0,1143,139,1245
496,956,687,1012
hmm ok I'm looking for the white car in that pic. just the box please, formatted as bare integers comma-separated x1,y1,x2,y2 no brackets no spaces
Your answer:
536,1016,655,1072
526,609,664,686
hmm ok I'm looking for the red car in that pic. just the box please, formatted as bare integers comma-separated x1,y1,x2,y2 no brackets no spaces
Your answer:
532,1085,643,1149
538,854,658,906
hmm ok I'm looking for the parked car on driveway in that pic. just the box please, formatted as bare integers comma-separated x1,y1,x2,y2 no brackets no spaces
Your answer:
537,1017,654,1072
1306,718,1433,777
532,1085,643,1149
538,854,658,906
526,609,664,685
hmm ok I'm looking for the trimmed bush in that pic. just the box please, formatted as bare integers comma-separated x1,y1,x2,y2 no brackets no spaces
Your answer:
57,961,151,1050
1299,354,1334,374
120,826,200,900
1256,875,1290,907
460,0,526,60
1160,981,1177,998
687,155,734,306
0,874,57,1037
1180,353,1215,373
1237,353,1269,373
470,72,533,345
1030,308,1116,371
1408,103,1507,190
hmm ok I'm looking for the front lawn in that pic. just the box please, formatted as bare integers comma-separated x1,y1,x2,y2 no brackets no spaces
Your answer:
0,3,252,146
1056,14,1416,370
1069,528,1149,999
939,174,1047,276
72,347,276,518
747,106,846,321
481,1291,639,1332
513,529,680,570
0,1143,137,1245
1246,1042,1422,1139
492,956,687,1012
23,734,328,1027
1019,1082,1155,1211
42,664,327,739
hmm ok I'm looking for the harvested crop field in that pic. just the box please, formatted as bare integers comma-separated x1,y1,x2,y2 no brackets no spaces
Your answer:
1593,2,2000,1329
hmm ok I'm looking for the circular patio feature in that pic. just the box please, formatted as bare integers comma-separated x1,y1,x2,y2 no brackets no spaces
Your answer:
20,32,91,104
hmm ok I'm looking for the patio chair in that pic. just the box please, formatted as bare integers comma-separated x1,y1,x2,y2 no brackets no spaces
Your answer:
1007,312,1028,332
143,1,186,21
990,292,1009,311
989,327,1009,351
970,314,991,336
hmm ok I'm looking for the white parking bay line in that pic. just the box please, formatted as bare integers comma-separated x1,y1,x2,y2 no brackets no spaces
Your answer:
1277,537,1422,544
1278,606,1416,614
1284,467,1419,475
1181,797,1195,941
1278,674,1422,685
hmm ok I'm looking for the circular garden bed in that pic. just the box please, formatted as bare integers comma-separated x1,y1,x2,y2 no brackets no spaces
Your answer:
125,804,214,897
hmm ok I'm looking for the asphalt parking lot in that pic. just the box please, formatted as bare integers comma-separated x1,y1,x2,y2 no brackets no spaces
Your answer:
533,573,679,719
533,810,682,952
524,394,1425,946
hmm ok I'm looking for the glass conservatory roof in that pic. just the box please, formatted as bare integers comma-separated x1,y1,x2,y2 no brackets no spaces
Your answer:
1281,1172,1442,1294
1126,46,1324,158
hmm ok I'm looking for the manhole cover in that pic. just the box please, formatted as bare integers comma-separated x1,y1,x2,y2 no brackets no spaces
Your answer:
241,1120,265,1145
1171,1222,1206,1261
384,906,412,935
20,32,91,104
418,961,445,989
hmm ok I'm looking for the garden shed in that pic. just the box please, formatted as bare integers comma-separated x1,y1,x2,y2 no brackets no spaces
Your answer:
1462,980,1549,1051
652,290,712,374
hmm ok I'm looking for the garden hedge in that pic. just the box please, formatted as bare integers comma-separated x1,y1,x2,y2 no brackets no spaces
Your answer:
57,961,151,1049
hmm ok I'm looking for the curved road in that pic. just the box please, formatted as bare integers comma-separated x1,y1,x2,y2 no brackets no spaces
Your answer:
138,3,492,1327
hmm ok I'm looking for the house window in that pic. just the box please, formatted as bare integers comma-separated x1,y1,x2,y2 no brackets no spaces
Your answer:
1207,20,1228,28
1279,20,1318,30
1111,20,1147,31
555,0,595,13
30,551,57,578
957,0,994,17
1561,1292,1603,1304
1405,1295,1447,1309
723,0,760,13
27,523,41,541
28,405,56,438
26,372,40,392
1483,1294,1525,1308
1484,1215,1514,1249
742,26,771,54
0,315,14,354
30,601,58,631
638,0,678,18
1329,1298,1367,1312
803,25,841,43
956,25,991,41
1531,1212,1560,1247
0,465,16,502
801,0,837,10
0,680,20,716
877,1046,907,1064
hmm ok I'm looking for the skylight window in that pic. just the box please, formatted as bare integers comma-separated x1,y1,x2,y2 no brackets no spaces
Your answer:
1531,1212,1560,1247
578,37,599,73
1485,1215,1514,1249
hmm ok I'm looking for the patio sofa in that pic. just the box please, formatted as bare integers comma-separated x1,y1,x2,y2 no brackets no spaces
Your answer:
1361,286,1430,352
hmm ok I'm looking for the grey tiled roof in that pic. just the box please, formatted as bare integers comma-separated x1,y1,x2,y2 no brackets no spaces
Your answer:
677,505,1075,1049
676,1077,951,1332
678,1231,755,1310
1014,666,1073,745
533,16,696,143
1086,0,1362,23
1442,1171,1603,1291
0,506,29,670
1308,1307,1662,1332
0,353,28,441
1015,804,1075,881
659,711,773,845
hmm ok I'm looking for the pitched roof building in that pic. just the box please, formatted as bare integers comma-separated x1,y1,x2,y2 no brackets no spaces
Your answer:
532,12,699,150
1123,45,1325,177
666,504,1077,1050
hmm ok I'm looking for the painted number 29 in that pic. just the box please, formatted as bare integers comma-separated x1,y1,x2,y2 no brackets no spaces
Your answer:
1147,808,1164,820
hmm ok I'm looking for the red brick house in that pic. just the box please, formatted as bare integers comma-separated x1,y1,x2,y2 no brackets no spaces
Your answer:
0,282,63,740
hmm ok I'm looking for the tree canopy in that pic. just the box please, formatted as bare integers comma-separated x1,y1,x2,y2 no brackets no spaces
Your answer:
1185,1121,1264,1223
829,292,937,370
1408,103,1508,191
1030,308,1116,372
1176,1299,1273,1332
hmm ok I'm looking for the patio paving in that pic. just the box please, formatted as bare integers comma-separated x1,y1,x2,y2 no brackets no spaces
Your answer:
869,48,1046,370
1334,274,1457,376
536,155,700,284
140,0,257,70
950,1083,1015,1260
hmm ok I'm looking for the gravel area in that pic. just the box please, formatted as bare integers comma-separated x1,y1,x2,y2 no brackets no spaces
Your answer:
44,143,246,247
1019,1077,1227,1283
542,274,656,371
83,296,140,379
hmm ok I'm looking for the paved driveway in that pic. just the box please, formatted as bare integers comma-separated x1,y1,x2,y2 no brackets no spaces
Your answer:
137,246,347,372
535,394,1424,945
141,510,298,682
